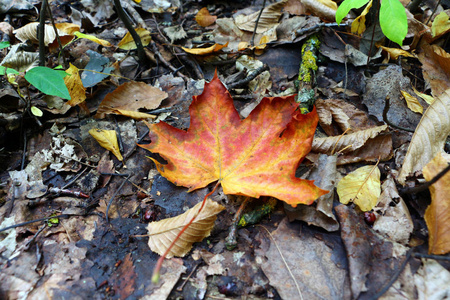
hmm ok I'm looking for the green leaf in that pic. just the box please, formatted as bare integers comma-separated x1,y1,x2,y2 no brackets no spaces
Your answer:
0,41,10,49
336,0,370,24
0,66,19,75
380,0,408,46
25,67,71,100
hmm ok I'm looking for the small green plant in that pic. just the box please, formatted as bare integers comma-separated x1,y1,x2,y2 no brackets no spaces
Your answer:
336,0,408,46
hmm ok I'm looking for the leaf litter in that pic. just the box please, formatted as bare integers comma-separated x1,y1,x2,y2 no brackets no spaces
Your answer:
1,0,450,298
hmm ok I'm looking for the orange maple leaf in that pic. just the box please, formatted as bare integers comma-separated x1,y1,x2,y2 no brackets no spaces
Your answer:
139,73,327,206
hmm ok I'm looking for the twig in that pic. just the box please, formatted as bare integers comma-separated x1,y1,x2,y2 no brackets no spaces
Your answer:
177,263,200,291
0,214,84,233
227,64,269,89
399,163,450,194
25,224,47,249
412,252,450,261
225,197,251,250
38,0,47,66
45,0,67,68
250,0,267,47
383,97,415,133
106,174,131,223
113,0,146,64
147,42,187,80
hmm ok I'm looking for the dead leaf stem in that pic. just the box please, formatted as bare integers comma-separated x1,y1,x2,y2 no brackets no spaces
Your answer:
250,0,267,47
399,162,450,194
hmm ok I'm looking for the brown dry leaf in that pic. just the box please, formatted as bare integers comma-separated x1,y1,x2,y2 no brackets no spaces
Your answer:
373,176,413,244
14,22,56,45
64,63,86,107
312,124,388,154
379,46,416,60
284,0,306,15
337,165,381,211
234,0,287,33
89,129,123,161
401,90,423,114
418,43,450,97
398,89,450,185
195,7,217,27
95,81,167,119
181,42,228,55
412,86,434,105
118,28,152,50
423,153,450,254
301,0,337,21
431,11,450,39
351,0,372,35
148,198,225,258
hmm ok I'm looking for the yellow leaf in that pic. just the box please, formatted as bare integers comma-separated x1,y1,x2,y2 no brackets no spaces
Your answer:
112,109,156,119
432,11,450,38
55,23,80,35
31,106,43,117
89,129,123,161
412,86,434,105
148,198,225,258
379,46,416,60
337,165,381,211
64,63,86,107
118,28,152,50
74,31,112,47
181,42,228,55
256,35,269,50
401,90,424,114
423,152,450,254
351,0,373,35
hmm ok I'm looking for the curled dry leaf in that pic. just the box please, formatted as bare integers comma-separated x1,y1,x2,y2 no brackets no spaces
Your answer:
148,198,225,258
65,63,86,107
234,0,287,33
74,32,112,47
401,90,423,114
89,129,123,161
195,7,217,27
423,153,450,254
412,86,434,105
379,46,416,60
418,43,450,97
95,81,167,119
139,72,327,207
398,89,450,185
118,28,152,50
312,124,388,154
14,22,56,45
337,165,381,211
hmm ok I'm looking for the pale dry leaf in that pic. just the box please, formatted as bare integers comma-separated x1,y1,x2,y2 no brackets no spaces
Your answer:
148,198,225,258
379,46,416,60
316,99,351,135
301,0,337,21
89,129,123,161
1,47,39,72
337,165,381,211
398,89,450,185
95,81,167,119
312,124,388,154
118,28,152,50
181,42,228,55
423,152,450,254
401,90,423,114
14,22,57,45
351,0,372,35
431,11,450,39
414,258,450,299
234,0,287,33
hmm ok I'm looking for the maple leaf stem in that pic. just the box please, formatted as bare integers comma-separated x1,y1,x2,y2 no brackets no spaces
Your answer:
152,181,221,283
